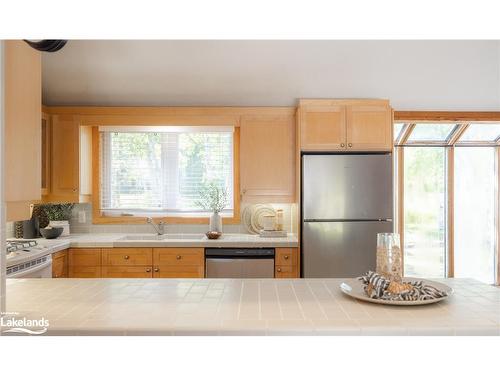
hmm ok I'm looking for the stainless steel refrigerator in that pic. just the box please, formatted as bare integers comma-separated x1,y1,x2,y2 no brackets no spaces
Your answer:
302,154,393,278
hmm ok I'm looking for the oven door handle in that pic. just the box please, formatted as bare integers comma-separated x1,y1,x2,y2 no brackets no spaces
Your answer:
9,257,53,278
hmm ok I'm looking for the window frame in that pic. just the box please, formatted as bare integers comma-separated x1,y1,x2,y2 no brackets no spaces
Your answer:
393,112,500,285
91,125,241,225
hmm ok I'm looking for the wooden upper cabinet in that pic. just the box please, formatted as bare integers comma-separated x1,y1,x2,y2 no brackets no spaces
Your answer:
51,114,80,198
299,105,346,151
298,99,392,152
240,115,296,202
4,40,42,221
346,104,393,151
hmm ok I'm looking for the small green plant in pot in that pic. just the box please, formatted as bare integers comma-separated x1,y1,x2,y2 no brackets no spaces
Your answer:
195,183,228,233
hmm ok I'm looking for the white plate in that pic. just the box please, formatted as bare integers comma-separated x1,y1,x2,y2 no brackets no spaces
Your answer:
340,277,454,306
250,204,275,233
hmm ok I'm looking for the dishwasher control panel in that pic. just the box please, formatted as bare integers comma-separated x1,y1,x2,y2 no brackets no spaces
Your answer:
205,248,275,257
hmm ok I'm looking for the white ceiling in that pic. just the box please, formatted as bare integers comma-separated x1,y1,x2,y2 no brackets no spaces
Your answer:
42,40,500,110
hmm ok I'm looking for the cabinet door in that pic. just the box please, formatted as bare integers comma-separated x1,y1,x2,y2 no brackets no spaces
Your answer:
346,105,392,151
51,114,80,199
153,248,204,278
101,266,153,278
52,250,68,278
240,115,295,202
300,105,346,151
153,266,204,278
275,265,299,278
68,266,101,278
68,248,102,267
4,40,42,221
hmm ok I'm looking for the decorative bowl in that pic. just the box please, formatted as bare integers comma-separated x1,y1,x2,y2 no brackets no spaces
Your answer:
206,231,222,240
40,227,64,239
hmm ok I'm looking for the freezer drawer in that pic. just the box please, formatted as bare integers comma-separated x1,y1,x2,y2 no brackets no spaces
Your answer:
302,154,393,220
205,258,275,278
302,221,393,278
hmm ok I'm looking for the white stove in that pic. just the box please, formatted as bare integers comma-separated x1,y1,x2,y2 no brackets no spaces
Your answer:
6,240,52,278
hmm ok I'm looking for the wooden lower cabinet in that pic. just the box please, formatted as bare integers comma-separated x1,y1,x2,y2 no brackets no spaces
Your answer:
68,266,102,278
102,248,153,266
153,248,204,278
101,266,153,278
68,248,102,278
52,250,68,278
275,248,299,278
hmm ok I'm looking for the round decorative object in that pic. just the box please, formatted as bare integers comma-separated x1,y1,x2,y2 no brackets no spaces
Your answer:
241,205,254,233
206,231,222,240
250,204,276,233
39,227,64,239
340,277,453,306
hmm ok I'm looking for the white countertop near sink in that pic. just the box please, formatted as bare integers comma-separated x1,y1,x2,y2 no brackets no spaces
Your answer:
32,232,298,254
4,278,499,336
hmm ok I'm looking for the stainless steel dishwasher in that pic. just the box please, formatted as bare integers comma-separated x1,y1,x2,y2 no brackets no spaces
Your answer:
205,248,275,278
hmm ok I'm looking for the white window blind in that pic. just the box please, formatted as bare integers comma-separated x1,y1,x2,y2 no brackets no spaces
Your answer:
100,127,234,216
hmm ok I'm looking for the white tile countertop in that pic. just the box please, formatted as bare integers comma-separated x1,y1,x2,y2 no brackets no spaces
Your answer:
3,278,500,335
35,233,298,248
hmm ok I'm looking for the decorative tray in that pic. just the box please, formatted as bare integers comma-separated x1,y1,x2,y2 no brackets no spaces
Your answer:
340,277,454,306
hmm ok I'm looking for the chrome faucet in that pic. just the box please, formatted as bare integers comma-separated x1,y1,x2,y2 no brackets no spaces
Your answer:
146,217,166,235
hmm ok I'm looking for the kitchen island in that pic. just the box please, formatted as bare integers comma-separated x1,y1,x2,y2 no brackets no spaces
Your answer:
3,278,500,335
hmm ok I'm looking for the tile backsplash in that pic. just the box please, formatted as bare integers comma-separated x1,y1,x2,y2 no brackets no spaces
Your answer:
64,203,298,235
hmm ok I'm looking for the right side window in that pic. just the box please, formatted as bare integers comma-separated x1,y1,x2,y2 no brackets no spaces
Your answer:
454,147,496,284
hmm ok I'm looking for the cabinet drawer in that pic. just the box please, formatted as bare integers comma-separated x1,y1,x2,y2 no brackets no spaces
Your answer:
275,265,298,278
153,265,204,278
68,248,101,266
68,266,101,278
102,266,153,278
275,248,297,266
153,248,204,266
102,248,153,266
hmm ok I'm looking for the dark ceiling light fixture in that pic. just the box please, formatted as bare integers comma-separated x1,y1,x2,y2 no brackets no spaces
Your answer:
23,40,67,52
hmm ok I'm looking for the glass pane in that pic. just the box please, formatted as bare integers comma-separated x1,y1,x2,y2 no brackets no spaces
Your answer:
394,123,404,141
454,147,496,284
403,147,447,278
407,123,456,142
459,123,500,142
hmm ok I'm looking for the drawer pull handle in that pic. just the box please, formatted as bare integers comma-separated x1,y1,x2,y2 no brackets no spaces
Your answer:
284,255,289,260
124,255,130,260
176,255,182,260
154,268,159,272
146,268,151,273
277,268,282,273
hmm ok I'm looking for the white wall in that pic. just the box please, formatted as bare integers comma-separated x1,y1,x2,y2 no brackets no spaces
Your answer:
43,40,500,110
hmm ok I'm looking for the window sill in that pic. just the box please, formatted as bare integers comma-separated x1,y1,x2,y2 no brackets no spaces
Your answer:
92,214,240,225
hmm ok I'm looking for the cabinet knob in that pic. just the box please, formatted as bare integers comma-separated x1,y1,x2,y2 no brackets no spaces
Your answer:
348,143,353,148
146,268,151,273
124,255,130,260
154,268,159,272
284,255,289,260
72,188,77,192
176,255,182,260
277,268,282,273
340,143,345,148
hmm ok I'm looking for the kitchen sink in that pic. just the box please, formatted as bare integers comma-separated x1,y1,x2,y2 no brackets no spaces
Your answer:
118,234,206,241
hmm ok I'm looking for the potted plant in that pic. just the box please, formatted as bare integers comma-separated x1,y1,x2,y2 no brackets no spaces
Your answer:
43,203,75,237
195,183,228,233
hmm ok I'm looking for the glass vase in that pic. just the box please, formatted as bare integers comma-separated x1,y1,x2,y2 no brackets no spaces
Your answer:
376,233,402,281
209,211,222,233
